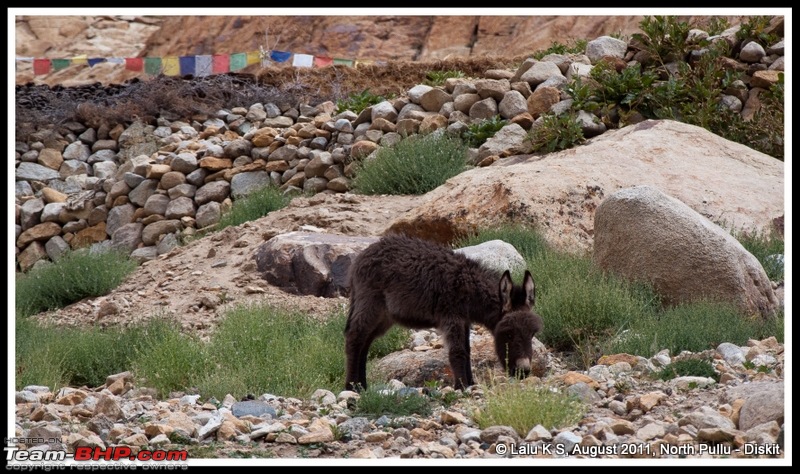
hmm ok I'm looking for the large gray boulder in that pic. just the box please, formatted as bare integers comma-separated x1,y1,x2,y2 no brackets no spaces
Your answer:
593,185,778,318
254,232,379,297
454,240,526,276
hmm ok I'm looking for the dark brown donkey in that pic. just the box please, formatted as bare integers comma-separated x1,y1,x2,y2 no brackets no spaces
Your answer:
344,234,543,391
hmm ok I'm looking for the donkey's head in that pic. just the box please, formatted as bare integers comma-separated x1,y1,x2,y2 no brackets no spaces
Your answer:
493,270,543,378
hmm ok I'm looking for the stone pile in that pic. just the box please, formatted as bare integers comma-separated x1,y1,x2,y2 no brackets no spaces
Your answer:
14,25,785,271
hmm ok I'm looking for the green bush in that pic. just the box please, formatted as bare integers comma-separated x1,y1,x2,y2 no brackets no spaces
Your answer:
608,301,784,357
655,358,719,382
352,385,432,418
632,15,692,65
352,132,468,195
336,89,388,115
535,256,658,354
461,115,507,148
527,113,585,154
216,184,290,230
474,382,586,435
15,318,70,390
735,15,779,47
424,70,465,87
533,39,588,60
16,248,137,318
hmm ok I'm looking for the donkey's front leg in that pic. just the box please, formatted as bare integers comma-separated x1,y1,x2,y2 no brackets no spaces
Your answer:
444,322,472,390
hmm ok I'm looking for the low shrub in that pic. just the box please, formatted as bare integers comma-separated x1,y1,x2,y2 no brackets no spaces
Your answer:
461,115,507,148
352,385,432,418
424,70,465,87
474,382,586,435
16,248,137,318
216,184,291,230
352,132,468,195
655,358,719,382
335,89,388,115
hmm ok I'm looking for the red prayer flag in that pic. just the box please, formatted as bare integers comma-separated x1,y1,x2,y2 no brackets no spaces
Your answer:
125,57,144,72
313,56,334,68
212,54,229,73
33,58,51,75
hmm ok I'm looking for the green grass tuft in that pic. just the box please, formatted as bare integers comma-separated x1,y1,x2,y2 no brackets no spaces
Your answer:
336,89,389,115
352,385,432,418
527,113,585,153
655,358,719,382
474,382,586,435
216,184,290,230
424,70,465,87
352,132,468,195
16,248,137,318
461,115,507,148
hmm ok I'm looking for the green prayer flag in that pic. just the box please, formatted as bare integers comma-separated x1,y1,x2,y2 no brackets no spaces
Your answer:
230,53,247,71
145,57,162,75
51,59,71,71
333,58,354,67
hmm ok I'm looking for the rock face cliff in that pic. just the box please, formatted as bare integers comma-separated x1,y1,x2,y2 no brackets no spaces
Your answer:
15,14,749,86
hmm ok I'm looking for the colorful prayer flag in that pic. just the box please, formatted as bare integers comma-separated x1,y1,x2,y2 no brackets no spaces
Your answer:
212,54,229,73
230,53,247,71
51,59,71,71
333,58,354,67
313,56,333,67
246,51,260,66
87,58,106,67
71,54,88,65
195,55,213,77
179,56,196,76
144,57,162,75
33,58,51,75
125,57,144,72
292,53,314,68
162,56,180,76
269,50,291,63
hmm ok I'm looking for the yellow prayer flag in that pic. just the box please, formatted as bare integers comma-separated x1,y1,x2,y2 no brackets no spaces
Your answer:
71,54,88,65
162,56,180,76
246,51,261,66
354,59,374,68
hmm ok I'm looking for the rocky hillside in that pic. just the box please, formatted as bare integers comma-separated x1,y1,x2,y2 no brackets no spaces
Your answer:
15,14,752,86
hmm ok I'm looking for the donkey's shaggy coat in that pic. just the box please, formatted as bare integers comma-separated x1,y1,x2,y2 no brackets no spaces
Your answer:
345,235,543,391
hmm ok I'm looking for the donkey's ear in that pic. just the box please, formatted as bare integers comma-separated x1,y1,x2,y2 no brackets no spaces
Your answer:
523,270,535,306
499,270,513,312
